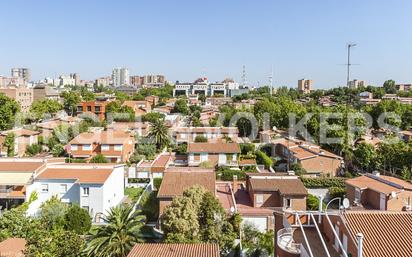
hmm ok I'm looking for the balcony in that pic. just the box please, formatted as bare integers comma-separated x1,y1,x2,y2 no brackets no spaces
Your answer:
277,228,302,255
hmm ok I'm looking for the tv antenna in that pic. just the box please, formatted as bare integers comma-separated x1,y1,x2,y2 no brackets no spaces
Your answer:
346,43,357,87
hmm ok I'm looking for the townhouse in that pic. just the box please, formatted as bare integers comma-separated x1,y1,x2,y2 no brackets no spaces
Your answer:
26,163,125,222
77,100,110,120
67,130,136,162
0,128,40,157
272,137,344,176
174,127,239,143
187,142,240,167
217,173,307,231
157,167,215,215
132,153,172,179
345,172,412,211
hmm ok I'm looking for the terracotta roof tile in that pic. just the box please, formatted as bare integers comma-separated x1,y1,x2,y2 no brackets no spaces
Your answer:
0,238,26,257
158,169,215,198
127,243,220,257
36,166,115,184
0,162,44,172
249,177,307,196
187,142,240,153
344,211,412,257
346,174,412,195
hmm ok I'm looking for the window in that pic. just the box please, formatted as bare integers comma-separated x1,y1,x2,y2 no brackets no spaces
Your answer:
77,106,83,112
284,198,292,209
41,184,48,193
87,106,92,112
114,144,123,151
82,144,92,151
82,187,90,196
181,133,187,139
256,194,264,204
101,144,110,151
95,106,101,112
60,184,67,194
71,144,78,151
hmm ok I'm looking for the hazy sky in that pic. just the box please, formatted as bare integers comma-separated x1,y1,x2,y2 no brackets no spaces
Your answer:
1,0,412,89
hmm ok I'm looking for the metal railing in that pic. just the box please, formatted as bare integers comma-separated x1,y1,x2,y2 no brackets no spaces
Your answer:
277,228,302,254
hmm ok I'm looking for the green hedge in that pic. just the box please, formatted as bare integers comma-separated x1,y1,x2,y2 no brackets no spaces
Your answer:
329,187,346,200
216,169,247,181
255,150,273,169
301,177,346,188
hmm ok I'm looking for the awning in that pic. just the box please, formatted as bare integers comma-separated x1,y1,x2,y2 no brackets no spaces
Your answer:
0,173,32,185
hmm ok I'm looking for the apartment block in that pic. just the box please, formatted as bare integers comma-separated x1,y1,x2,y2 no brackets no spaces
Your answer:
297,79,313,94
0,86,33,112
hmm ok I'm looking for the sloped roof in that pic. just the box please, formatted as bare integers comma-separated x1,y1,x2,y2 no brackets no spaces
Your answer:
187,142,240,153
344,211,412,257
346,174,412,195
158,169,215,198
127,243,220,257
36,166,115,184
0,238,26,257
248,177,307,196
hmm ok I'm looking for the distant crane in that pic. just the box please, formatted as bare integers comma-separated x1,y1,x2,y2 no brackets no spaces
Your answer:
346,43,357,87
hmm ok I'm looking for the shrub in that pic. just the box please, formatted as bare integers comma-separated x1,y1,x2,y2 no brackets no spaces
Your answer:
240,143,255,155
64,205,92,234
140,191,159,222
216,167,247,181
329,187,346,200
175,143,187,154
194,135,208,143
255,150,273,169
90,154,108,163
25,144,43,156
301,177,346,188
153,178,162,190
124,187,144,202
199,161,213,168
290,163,306,175
51,144,65,157
306,194,325,211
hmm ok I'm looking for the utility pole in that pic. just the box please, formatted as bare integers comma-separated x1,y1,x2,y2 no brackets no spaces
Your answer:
346,43,357,87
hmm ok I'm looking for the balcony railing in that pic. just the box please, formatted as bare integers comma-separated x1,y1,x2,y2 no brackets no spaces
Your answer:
277,228,301,254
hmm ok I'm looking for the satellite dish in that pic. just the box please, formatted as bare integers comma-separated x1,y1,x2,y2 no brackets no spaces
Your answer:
230,207,235,213
342,198,350,209
391,191,397,198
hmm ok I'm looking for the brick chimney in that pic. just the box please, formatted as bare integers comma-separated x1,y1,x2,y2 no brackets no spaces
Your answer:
232,175,238,193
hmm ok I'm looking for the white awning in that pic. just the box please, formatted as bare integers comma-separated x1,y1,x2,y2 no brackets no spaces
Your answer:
0,173,32,185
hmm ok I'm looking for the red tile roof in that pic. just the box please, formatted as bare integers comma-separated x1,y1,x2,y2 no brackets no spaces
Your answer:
187,142,240,153
343,211,412,257
346,174,412,195
0,238,26,257
127,243,220,257
248,176,307,196
158,169,215,198
36,165,115,184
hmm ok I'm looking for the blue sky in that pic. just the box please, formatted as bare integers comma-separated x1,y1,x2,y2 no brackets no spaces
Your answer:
1,0,412,89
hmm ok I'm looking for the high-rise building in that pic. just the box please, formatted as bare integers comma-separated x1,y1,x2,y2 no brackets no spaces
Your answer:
348,79,366,89
0,86,33,112
297,79,313,94
11,68,31,82
112,68,129,87
95,76,111,87
70,73,81,85
130,75,143,86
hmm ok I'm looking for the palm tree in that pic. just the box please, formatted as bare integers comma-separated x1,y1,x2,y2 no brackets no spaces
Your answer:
84,204,146,257
148,119,170,150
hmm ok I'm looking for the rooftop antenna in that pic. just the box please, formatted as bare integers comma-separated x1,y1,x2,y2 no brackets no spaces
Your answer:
269,65,273,95
346,43,357,87
241,65,247,88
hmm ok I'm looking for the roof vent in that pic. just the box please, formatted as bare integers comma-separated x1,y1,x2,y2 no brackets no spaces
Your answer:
287,170,295,176
372,170,380,177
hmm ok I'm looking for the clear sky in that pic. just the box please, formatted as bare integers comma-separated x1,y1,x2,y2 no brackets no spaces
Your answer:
1,0,412,89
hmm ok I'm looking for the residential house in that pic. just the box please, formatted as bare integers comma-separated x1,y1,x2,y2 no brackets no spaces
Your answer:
0,128,40,157
272,138,344,176
26,163,125,222
400,129,412,142
67,130,136,162
132,153,172,179
144,95,159,107
174,127,238,143
32,84,60,102
157,167,215,215
106,121,150,137
76,100,109,120
0,86,33,112
127,243,220,257
345,173,412,211
187,142,240,167
122,100,151,117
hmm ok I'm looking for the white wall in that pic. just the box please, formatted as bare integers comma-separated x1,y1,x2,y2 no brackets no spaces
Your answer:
102,166,125,217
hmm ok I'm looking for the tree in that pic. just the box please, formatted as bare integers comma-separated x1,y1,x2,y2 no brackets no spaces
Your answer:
85,204,145,257
106,101,135,122
90,154,108,163
242,224,274,257
172,99,189,114
255,150,273,169
25,143,43,156
141,112,165,123
4,132,15,157
135,143,157,159
162,186,237,255
383,80,397,94
39,196,68,230
51,144,65,157
30,99,63,120
64,205,92,234
194,135,208,143
62,91,81,116
0,93,20,130
148,119,170,150
354,143,378,172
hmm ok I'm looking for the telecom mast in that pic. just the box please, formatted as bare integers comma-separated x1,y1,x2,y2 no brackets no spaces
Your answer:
346,43,357,87
241,65,247,88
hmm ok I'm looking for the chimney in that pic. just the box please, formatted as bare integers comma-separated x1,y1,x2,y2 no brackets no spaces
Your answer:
232,175,238,193
372,170,380,177
357,233,364,257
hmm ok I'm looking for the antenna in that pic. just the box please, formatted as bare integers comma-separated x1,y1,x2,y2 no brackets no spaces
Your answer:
269,65,273,95
346,43,357,87
241,65,247,88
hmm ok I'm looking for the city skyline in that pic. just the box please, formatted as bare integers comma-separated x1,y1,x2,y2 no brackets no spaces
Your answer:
1,0,412,88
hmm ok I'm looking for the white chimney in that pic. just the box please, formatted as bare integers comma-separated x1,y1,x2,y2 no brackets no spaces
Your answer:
357,233,364,257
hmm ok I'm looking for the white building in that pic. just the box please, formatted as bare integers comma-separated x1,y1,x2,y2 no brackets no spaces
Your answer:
26,163,125,222
348,79,366,89
11,68,31,82
173,80,240,97
112,67,130,87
